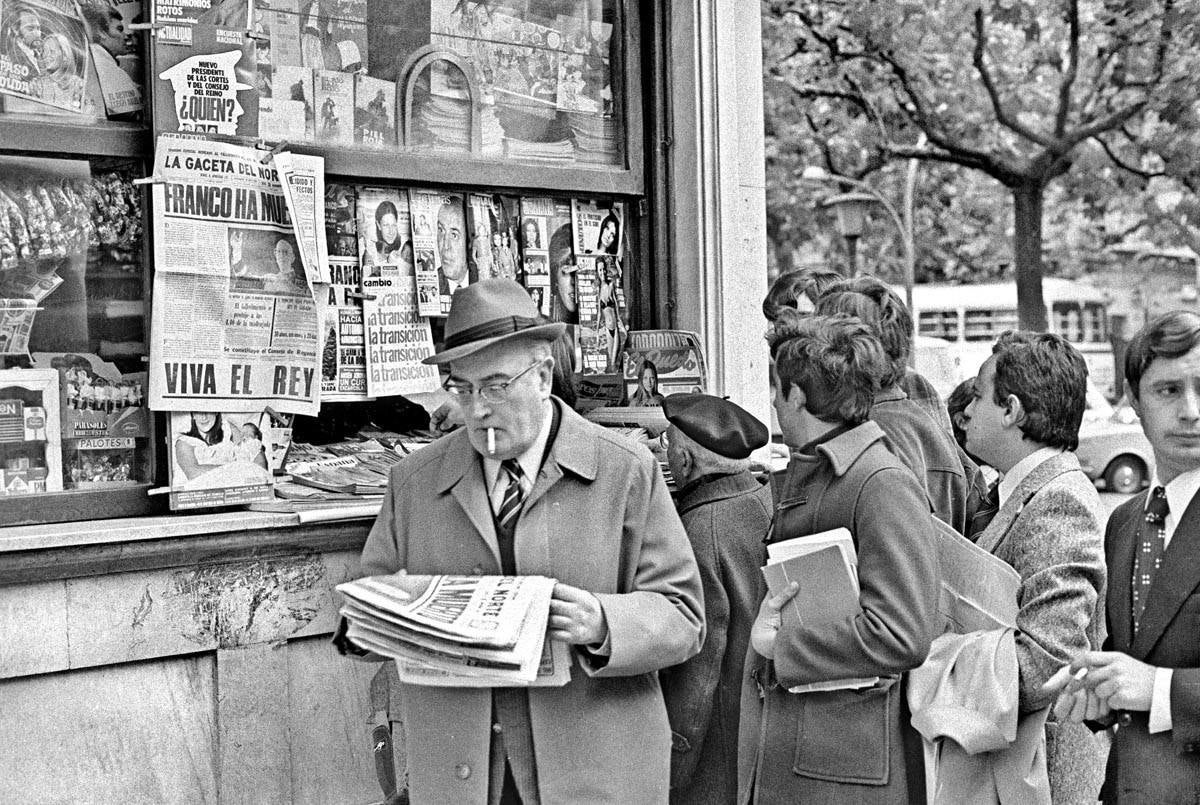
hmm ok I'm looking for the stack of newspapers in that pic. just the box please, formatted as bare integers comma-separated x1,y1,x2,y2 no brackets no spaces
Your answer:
337,574,571,687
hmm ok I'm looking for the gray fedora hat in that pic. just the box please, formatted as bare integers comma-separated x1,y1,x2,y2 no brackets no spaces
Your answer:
422,278,566,365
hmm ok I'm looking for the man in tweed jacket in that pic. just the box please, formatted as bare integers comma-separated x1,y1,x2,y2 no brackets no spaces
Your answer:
962,330,1108,802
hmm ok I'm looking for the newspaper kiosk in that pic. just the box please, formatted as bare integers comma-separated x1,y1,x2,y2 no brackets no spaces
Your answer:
0,1,767,800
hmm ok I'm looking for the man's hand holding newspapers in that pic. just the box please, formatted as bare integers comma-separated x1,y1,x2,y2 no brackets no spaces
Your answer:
549,583,609,646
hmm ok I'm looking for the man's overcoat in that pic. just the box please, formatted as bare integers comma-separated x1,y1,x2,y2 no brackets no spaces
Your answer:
360,403,705,804
738,421,939,804
661,470,772,804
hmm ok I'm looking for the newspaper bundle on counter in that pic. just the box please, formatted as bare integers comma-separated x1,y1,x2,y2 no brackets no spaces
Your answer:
337,574,571,687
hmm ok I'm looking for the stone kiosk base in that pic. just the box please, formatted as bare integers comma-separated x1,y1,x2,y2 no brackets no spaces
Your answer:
0,511,400,804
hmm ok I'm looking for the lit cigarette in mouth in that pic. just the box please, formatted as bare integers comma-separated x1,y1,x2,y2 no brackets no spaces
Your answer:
487,427,496,455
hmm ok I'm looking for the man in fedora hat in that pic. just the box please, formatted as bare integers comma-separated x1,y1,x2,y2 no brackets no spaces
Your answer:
354,278,705,804
657,393,772,805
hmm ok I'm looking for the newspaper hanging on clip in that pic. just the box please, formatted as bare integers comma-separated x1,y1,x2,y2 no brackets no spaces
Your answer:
147,135,321,415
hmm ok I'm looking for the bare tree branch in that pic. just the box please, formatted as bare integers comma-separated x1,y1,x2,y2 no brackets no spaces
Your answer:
884,142,1002,178
1062,101,1147,150
1053,0,1080,138
804,112,842,175
775,39,806,65
783,6,866,61
972,9,1055,148
1112,218,1149,242
1150,0,1176,81
1094,135,1165,180
768,75,872,116
1077,47,1116,117
843,73,890,144
874,49,1010,178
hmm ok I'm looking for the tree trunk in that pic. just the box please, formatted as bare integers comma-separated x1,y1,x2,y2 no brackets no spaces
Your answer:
1012,184,1048,332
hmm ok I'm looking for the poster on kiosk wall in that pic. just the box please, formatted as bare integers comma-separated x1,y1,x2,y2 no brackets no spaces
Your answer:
147,135,322,416
151,0,258,139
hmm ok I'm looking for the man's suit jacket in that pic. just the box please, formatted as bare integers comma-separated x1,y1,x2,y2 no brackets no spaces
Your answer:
1100,490,1200,803
359,401,705,804
438,270,467,296
975,451,1107,803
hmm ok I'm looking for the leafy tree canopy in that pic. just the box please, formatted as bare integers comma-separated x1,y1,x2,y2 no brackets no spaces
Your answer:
764,0,1200,329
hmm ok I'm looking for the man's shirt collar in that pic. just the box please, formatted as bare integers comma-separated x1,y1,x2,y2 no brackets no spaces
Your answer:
998,446,1063,508
1148,464,1200,536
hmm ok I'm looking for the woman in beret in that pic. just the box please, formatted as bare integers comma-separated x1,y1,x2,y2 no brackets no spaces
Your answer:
739,314,939,804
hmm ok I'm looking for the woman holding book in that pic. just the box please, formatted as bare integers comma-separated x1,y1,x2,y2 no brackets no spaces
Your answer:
739,314,939,804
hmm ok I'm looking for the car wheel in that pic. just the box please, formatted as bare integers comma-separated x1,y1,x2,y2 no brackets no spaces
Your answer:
1104,456,1146,495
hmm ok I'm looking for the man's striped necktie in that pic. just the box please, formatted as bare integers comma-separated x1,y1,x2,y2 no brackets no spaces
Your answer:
496,459,526,537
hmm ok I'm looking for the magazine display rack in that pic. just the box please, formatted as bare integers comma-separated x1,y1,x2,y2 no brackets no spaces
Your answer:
399,46,484,155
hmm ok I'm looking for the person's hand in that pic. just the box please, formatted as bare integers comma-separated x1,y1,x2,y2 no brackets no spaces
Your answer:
430,399,464,434
549,583,608,645
1042,664,1114,723
1072,651,1157,712
749,581,799,659
1052,687,1112,723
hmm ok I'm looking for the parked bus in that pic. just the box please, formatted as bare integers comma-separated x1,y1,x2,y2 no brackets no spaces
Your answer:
908,278,1116,398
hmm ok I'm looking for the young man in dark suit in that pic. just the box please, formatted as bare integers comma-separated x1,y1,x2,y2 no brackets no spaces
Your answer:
1049,310,1200,802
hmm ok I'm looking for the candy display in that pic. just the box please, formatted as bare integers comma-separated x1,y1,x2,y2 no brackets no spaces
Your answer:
0,170,141,269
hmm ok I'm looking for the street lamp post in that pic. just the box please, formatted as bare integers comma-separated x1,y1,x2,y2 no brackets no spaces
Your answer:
821,192,875,277
802,165,918,316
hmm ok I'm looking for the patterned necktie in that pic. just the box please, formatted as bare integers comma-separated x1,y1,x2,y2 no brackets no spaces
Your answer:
968,481,1001,540
1132,486,1170,632
494,460,526,572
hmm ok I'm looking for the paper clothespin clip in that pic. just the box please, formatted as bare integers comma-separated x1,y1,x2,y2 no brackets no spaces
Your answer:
345,290,377,301
132,176,163,186
263,406,292,426
245,28,269,42
126,22,163,31
256,140,289,163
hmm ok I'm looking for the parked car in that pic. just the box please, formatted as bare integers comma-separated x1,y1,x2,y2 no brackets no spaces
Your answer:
1076,401,1154,494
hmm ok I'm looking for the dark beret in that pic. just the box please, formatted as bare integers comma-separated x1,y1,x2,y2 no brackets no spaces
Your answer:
662,393,769,459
